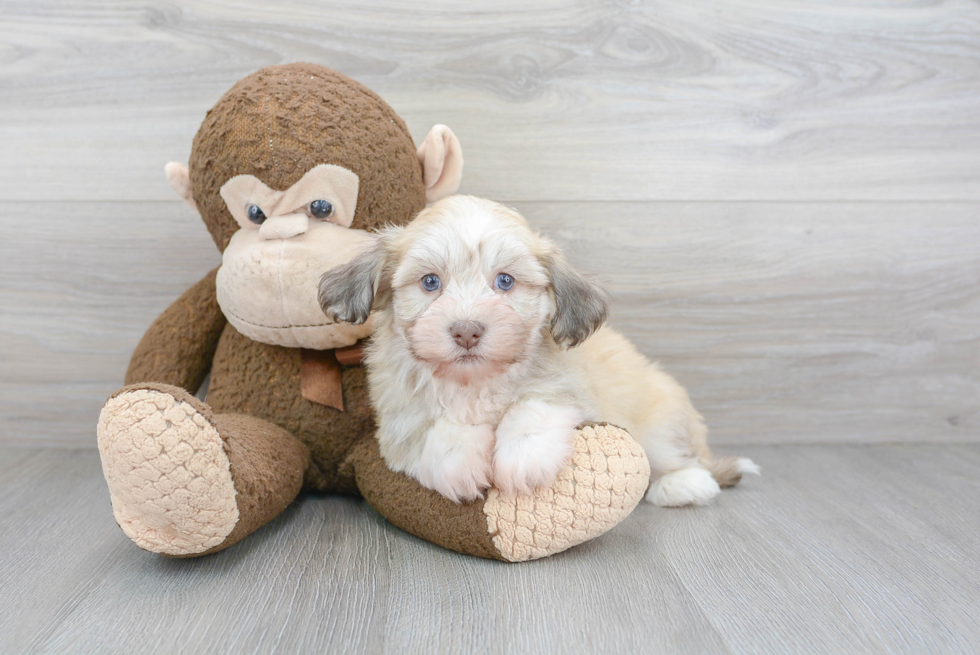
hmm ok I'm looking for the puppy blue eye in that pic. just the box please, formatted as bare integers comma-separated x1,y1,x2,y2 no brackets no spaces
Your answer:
247,204,266,224
495,273,515,291
421,274,441,292
309,199,334,219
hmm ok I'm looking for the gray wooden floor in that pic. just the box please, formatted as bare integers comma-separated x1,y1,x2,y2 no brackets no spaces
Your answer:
2,444,979,654
2,0,978,447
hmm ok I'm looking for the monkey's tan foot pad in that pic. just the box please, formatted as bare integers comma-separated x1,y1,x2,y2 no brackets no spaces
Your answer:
484,424,650,562
347,423,649,563
97,386,239,556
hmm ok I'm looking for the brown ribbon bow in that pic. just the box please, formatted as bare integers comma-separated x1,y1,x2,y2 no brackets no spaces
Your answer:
299,343,365,411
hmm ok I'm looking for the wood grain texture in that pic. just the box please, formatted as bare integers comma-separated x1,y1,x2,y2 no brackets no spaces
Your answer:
1,1,978,446
0,0,978,202
0,201,220,446
1,444,978,654
528,202,980,445
2,200,976,446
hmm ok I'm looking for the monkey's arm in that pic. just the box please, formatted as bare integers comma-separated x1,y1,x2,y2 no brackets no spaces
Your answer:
124,267,227,392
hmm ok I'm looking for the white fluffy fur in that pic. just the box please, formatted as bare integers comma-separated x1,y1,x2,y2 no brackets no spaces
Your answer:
493,401,585,497
342,195,756,504
736,458,762,476
646,468,721,507
415,420,494,502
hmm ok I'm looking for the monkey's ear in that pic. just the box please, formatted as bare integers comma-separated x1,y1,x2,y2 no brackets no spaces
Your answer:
544,250,610,349
318,237,391,325
417,125,463,203
164,162,199,213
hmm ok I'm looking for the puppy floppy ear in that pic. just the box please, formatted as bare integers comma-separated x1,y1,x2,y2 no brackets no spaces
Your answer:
318,235,392,325
544,250,610,348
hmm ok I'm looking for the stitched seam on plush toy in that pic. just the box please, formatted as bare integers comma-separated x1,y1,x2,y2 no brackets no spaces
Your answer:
275,239,293,338
222,306,333,330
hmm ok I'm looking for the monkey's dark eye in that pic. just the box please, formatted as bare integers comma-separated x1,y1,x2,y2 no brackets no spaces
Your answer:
421,274,441,292
495,273,515,291
247,204,266,224
309,199,334,220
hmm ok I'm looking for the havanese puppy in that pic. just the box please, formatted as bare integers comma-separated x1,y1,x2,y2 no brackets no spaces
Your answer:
319,195,758,504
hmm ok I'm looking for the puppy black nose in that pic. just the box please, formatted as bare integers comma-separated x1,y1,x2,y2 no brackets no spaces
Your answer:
450,321,485,350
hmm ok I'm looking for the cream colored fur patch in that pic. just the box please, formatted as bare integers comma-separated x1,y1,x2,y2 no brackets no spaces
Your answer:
483,424,650,562
97,390,239,555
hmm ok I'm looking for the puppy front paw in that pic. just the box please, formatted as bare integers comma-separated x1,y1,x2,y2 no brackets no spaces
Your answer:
493,401,583,497
417,421,494,503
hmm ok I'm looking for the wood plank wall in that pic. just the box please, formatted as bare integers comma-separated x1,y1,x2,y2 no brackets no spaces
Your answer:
1,0,977,446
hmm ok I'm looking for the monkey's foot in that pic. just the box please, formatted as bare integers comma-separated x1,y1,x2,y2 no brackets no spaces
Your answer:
483,423,650,561
97,385,239,556
349,423,650,562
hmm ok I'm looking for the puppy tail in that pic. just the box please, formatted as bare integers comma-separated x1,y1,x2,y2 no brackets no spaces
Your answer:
705,456,761,488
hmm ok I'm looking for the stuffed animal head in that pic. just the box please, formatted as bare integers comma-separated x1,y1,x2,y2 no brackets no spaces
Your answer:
165,63,463,350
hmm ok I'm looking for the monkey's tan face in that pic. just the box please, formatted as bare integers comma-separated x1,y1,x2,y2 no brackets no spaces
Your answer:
215,165,375,349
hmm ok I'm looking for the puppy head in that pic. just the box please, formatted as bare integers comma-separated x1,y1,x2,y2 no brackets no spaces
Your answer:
319,195,609,381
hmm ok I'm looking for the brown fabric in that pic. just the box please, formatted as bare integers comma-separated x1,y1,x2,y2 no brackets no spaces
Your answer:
189,63,427,252
111,65,522,560
300,349,344,411
334,343,365,367
171,412,311,558
346,438,506,561
206,325,374,494
124,268,226,392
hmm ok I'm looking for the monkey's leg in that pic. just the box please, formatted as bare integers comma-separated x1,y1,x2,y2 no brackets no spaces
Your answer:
97,383,309,557
346,423,650,562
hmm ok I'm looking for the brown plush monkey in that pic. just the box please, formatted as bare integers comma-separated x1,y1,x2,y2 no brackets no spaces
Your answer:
96,63,650,562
